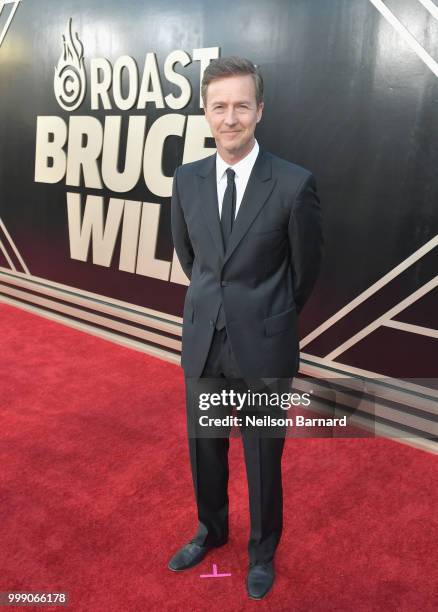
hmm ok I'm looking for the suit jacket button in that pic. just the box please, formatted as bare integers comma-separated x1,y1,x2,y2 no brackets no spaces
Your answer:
210,319,215,326
221,281,229,287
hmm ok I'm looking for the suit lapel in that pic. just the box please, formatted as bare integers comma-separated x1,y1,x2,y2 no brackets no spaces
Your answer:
196,154,225,258
223,147,276,266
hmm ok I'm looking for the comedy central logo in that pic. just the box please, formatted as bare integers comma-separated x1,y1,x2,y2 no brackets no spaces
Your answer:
54,18,86,111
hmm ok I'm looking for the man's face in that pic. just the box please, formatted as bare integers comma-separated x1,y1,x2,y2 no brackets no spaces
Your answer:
204,74,264,159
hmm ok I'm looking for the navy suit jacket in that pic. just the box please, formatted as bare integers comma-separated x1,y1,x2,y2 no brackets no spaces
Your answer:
171,146,323,381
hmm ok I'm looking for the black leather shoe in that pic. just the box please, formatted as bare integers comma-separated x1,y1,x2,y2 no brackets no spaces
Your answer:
246,561,275,599
168,541,225,571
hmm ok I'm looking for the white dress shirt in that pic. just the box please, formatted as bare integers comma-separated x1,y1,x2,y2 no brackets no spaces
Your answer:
216,139,259,219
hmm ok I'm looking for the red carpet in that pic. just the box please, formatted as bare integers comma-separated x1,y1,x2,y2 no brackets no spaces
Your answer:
0,303,436,611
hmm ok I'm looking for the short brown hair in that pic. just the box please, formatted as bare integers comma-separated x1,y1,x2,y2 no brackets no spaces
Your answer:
201,56,264,106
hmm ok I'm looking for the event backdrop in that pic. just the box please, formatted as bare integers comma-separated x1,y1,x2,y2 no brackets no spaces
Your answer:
0,0,437,393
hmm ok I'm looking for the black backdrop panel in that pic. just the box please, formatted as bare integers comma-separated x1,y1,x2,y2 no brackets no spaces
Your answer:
0,0,437,376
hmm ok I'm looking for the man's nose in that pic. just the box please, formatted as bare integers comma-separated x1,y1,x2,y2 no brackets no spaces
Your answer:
224,108,237,125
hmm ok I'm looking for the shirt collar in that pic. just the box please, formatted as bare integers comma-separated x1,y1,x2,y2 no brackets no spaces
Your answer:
216,139,259,182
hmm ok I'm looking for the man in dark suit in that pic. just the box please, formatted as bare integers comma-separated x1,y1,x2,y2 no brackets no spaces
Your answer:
169,56,322,599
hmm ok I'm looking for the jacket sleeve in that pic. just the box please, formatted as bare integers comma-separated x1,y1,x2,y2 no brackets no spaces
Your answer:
288,173,323,314
171,166,194,281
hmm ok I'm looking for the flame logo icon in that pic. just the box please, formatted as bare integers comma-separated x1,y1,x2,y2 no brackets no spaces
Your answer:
54,18,86,111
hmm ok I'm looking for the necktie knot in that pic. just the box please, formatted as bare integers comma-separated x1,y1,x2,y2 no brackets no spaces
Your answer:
226,167,235,183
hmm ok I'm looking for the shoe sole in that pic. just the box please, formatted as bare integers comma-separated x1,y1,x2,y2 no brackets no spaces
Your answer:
248,587,273,600
247,583,274,600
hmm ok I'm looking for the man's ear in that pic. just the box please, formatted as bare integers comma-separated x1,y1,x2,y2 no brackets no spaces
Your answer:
256,102,264,123
203,106,212,129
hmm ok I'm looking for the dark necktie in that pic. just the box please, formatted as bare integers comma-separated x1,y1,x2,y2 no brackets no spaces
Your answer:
220,168,236,249
215,168,236,330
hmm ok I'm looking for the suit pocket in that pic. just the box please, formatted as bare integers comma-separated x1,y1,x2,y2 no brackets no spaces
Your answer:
248,227,283,236
264,305,296,337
